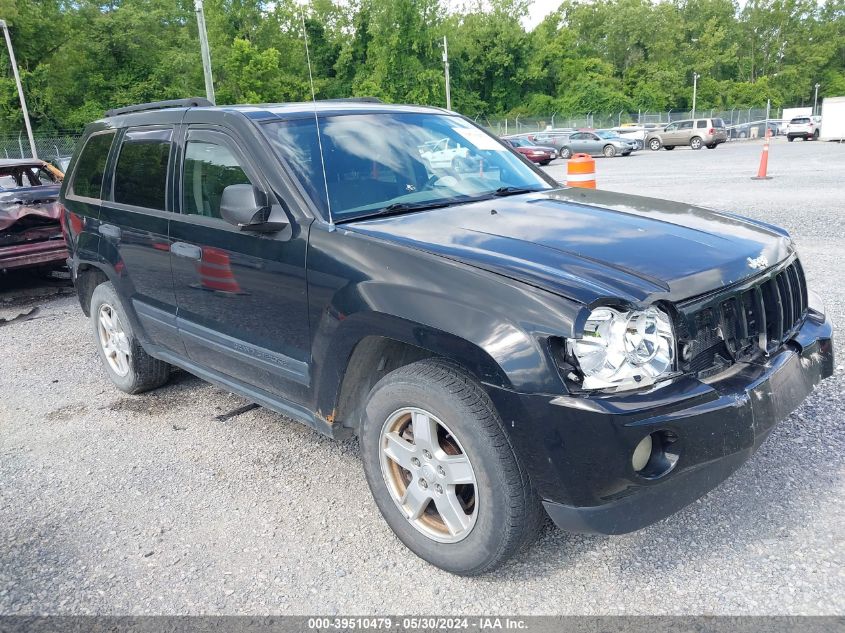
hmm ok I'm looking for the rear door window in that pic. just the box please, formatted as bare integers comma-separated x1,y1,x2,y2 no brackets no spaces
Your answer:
71,132,115,199
112,128,173,210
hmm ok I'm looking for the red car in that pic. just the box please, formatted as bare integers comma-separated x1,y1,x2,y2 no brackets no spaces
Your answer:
501,136,557,165
0,159,67,272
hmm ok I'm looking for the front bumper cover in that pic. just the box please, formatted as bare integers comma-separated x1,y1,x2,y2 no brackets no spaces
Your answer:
488,315,834,535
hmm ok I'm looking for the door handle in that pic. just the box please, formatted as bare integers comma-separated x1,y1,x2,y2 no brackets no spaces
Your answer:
171,242,202,260
98,223,121,239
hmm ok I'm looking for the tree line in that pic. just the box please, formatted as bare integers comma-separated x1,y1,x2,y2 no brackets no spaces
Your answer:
0,0,842,134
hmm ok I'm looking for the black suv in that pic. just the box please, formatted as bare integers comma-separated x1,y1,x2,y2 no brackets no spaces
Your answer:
61,98,834,575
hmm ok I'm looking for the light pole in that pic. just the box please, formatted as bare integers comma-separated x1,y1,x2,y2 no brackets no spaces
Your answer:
194,0,215,105
814,83,820,115
442,36,451,111
691,72,700,119
0,20,37,158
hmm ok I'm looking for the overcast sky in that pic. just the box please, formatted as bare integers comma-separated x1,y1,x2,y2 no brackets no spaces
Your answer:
443,0,564,30
523,1,563,30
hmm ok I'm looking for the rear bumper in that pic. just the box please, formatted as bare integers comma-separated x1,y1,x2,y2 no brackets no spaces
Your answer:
0,238,68,271
490,315,834,535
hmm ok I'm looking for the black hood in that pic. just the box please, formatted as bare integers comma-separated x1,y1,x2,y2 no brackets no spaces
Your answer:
344,187,794,306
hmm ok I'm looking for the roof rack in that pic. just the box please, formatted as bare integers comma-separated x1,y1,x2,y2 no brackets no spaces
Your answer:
317,97,383,104
104,97,213,118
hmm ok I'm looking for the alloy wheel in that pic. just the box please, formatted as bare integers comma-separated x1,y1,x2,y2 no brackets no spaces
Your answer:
97,303,131,377
379,407,478,543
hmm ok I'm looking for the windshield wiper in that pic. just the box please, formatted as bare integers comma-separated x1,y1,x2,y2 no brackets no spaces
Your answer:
335,199,454,223
490,186,544,197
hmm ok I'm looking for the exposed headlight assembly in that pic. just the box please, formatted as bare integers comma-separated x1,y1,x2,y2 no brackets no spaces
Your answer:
567,306,676,391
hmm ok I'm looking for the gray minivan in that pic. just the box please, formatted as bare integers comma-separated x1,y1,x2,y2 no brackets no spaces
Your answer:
646,118,728,150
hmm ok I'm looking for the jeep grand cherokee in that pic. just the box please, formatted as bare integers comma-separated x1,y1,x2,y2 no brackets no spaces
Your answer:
61,98,834,575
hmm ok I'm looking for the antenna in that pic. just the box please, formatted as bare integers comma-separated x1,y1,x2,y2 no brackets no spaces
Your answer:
299,6,333,224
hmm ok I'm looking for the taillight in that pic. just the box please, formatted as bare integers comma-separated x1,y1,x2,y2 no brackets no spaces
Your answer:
58,203,68,238
708,128,715,134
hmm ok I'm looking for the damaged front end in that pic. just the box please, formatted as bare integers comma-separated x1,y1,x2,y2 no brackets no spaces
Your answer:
0,189,67,272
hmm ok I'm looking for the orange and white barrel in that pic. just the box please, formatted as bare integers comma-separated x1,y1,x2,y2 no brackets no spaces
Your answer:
566,153,596,189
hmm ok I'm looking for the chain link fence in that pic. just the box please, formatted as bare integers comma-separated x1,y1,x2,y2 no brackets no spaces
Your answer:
0,132,81,162
481,107,785,136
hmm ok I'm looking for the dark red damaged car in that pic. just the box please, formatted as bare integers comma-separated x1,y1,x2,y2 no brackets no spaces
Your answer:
0,159,67,272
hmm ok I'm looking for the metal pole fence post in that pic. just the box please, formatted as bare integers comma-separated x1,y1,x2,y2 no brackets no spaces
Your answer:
194,0,216,105
0,20,37,158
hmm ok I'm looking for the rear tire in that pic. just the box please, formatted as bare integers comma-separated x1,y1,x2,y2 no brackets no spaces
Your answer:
648,138,661,151
360,359,542,576
813,130,819,140
602,144,617,158
706,143,717,149
690,136,703,150
788,136,795,142
90,282,171,394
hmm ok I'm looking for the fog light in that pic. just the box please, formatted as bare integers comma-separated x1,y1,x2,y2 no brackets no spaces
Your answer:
632,434,653,472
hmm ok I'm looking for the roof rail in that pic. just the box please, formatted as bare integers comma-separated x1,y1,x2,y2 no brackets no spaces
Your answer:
318,97,383,104
104,97,213,118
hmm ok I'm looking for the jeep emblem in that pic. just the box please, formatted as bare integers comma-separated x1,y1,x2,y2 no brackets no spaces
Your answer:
747,254,769,270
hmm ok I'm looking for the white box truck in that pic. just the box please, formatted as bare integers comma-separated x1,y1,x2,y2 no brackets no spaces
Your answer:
820,96,845,141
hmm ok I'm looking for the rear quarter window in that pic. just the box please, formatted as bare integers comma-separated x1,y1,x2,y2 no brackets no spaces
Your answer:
70,132,115,199
112,128,173,210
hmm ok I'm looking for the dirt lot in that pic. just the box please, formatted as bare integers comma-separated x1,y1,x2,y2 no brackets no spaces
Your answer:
1,139,844,615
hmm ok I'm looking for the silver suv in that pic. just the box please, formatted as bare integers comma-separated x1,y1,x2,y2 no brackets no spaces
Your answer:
647,118,728,151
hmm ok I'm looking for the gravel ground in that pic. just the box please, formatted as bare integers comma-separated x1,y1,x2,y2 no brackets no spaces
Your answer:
1,139,844,615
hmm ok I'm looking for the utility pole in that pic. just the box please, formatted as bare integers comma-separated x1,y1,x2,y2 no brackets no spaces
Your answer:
442,36,451,111
691,72,700,118
813,83,820,115
194,0,215,105
0,20,37,158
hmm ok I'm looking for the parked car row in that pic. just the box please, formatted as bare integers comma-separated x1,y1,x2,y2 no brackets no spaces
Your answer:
504,129,639,159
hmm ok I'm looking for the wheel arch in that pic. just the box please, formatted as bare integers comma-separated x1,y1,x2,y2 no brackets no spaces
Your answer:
312,316,517,435
74,262,112,317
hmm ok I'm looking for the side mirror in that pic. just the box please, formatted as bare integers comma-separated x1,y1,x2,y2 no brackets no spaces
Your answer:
219,184,287,232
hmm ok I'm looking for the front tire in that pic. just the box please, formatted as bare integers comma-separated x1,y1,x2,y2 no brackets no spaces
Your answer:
788,136,795,142
90,282,171,394
360,359,542,575
559,147,572,159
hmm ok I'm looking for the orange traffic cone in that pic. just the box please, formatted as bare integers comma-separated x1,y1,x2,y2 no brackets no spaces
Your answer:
752,130,773,180
566,153,596,189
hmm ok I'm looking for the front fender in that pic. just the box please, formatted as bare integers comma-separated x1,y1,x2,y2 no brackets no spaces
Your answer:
307,225,581,416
